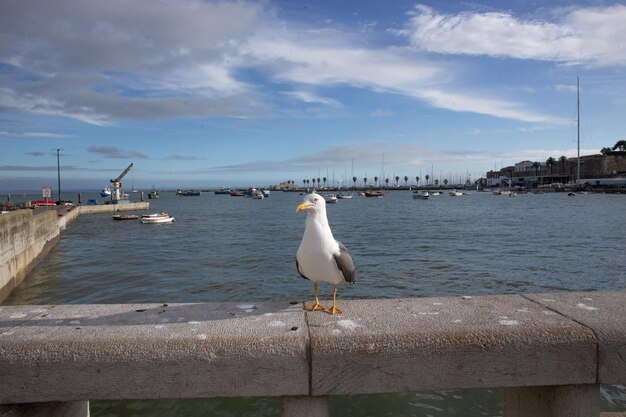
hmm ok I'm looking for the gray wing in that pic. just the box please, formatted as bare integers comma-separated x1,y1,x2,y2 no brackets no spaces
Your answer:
295,257,311,281
333,241,355,284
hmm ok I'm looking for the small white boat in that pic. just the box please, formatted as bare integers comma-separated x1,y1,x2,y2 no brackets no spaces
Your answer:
100,187,111,197
430,191,441,196
252,191,265,199
413,191,430,200
140,212,175,224
336,193,352,199
325,194,337,203
449,190,463,197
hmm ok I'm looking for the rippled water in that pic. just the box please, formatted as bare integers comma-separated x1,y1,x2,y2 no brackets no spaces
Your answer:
3,190,626,415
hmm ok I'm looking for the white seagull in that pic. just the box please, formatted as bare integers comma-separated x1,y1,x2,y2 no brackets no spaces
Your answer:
296,192,355,314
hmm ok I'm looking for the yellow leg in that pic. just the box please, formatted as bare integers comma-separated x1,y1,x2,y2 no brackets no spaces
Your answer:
325,285,342,315
304,282,325,311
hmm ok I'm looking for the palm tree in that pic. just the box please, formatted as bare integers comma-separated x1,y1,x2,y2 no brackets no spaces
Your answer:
532,162,541,182
385,178,389,187
546,157,556,175
425,174,430,186
435,179,439,186
352,176,357,188
415,176,420,186
311,178,316,188
374,176,378,187
444,179,448,186
394,175,400,186
303,179,306,187
363,177,367,187
317,178,321,187
559,156,567,178
404,175,408,187
322,177,327,188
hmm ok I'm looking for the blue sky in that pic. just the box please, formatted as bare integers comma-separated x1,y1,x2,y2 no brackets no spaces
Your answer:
1,0,625,192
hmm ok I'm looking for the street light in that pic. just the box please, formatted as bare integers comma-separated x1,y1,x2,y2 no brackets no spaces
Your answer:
53,148,62,203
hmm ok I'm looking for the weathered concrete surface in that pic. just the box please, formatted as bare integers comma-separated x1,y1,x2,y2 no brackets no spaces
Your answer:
525,291,626,384
0,401,89,417
307,295,597,395
0,302,308,403
503,384,600,417
0,211,60,302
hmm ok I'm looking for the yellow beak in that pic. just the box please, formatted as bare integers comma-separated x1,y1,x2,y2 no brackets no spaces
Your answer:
296,203,312,212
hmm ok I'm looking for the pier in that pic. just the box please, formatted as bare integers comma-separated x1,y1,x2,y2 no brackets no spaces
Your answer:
0,203,149,301
0,291,624,416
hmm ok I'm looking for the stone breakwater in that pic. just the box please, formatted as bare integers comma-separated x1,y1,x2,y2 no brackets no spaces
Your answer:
0,202,148,301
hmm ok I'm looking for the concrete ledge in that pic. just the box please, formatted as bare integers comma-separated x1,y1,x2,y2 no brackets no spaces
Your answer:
0,302,308,403
0,292,624,405
308,295,597,395
525,292,626,385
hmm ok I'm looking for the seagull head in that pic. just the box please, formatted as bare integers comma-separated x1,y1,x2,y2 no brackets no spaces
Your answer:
296,192,326,216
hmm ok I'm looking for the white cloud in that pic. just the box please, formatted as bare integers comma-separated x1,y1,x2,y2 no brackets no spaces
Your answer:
0,1,572,125
399,4,626,67
0,131,71,138
284,91,341,107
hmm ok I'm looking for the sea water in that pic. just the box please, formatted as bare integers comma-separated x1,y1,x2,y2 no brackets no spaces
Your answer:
3,190,625,416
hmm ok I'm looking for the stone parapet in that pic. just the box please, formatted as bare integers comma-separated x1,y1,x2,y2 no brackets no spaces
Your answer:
0,291,624,411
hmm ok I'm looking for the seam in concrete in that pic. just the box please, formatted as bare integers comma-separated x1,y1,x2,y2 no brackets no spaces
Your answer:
304,305,313,397
521,293,601,384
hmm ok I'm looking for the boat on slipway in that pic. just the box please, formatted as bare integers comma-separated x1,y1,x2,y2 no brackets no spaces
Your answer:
140,212,175,224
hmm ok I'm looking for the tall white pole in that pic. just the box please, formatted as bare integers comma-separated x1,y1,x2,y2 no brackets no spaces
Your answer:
577,76,580,182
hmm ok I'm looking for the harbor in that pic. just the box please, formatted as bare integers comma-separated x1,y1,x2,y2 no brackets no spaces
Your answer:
1,190,625,416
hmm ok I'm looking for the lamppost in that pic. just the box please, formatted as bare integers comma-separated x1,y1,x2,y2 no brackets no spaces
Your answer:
53,148,62,203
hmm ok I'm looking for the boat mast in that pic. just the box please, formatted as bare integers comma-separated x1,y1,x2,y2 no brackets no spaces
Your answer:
577,76,580,183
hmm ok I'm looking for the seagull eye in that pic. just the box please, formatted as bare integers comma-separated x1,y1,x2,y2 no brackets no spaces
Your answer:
313,198,318,202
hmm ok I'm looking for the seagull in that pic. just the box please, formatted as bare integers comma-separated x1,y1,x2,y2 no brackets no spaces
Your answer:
296,192,355,314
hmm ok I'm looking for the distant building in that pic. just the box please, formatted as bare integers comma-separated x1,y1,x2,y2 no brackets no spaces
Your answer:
485,153,626,187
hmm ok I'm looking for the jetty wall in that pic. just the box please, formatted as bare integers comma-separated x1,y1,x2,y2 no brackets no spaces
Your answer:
0,210,60,301
0,202,148,301
0,291,624,417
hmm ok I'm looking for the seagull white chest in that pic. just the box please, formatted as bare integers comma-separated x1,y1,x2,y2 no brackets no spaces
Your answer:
296,218,344,285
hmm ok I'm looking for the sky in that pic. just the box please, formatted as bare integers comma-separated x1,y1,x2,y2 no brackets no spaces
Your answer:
1,0,626,192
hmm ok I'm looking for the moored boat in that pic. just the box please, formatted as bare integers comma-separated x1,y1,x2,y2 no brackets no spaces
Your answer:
140,212,175,224
230,190,245,197
214,188,231,195
413,191,429,200
364,191,384,198
176,190,200,196
336,193,352,199
449,190,463,196
324,194,337,203
112,214,139,221
100,187,111,197
148,188,159,199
